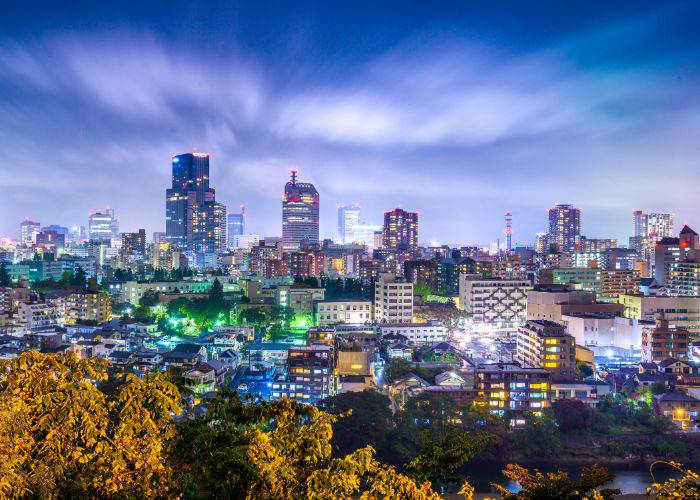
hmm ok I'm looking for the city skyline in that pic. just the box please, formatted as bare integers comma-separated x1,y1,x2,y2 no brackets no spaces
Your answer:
2,2,700,244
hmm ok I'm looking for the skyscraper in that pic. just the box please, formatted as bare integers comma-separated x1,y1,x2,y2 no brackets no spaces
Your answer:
165,152,226,255
88,209,118,242
631,210,674,267
19,218,41,245
227,206,246,249
547,204,581,252
338,205,361,243
121,229,146,256
282,170,319,250
382,208,418,254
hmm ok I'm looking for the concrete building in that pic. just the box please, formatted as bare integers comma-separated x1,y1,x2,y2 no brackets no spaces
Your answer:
526,285,624,323
517,320,576,380
642,318,689,363
378,321,446,344
475,362,550,427
275,285,325,315
18,302,58,329
459,275,531,335
374,273,413,324
600,269,641,300
282,170,319,250
619,294,700,335
548,204,581,252
272,344,333,404
560,313,645,350
315,299,373,325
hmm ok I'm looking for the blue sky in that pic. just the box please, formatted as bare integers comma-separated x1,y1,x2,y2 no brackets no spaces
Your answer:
1,1,699,245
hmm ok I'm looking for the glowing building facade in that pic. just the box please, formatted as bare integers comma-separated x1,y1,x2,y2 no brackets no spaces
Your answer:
547,204,581,253
282,170,319,250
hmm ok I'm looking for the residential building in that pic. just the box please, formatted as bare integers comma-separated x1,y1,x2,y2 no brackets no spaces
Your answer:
374,273,413,323
382,208,418,256
653,393,700,431
548,204,581,252
642,317,689,363
18,302,58,329
459,275,531,335
378,321,446,344
272,344,333,404
315,299,373,325
600,269,641,299
475,363,550,427
517,320,576,380
121,229,146,257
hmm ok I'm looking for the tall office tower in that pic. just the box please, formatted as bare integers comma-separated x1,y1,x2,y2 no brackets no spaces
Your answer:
227,206,246,249
88,209,118,242
338,205,361,243
504,210,513,251
165,152,224,254
382,208,419,254
631,210,674,270
547,204,581,253
152,232,166,245
121,229,146,256
20,219,41,245
282,170,319,250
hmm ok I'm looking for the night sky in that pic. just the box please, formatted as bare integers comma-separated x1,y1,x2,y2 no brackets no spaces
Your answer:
1,1,700,246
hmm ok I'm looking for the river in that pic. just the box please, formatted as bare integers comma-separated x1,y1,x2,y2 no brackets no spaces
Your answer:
462,463,685,495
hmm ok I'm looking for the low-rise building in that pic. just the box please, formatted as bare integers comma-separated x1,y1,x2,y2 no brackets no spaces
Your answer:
315,299,373,325
378,321,446,344
619,294,700,335
527,285,624,323
653,392,700,431
642,318,689,363
271,344,333,404
475,362,550,427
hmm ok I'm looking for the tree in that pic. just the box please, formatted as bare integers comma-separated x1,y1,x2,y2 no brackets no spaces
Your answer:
648,461,700,499
152,268,166,281
70,266,87,287
0,351,181,498
492,464,621,500
552,399,591,433
415,282,433,302
0,262,11,286
576,360,594,379
407,428,491,487
319,391,393,457
513,410,562,458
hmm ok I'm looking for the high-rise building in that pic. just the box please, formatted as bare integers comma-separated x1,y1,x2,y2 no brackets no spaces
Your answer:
382,208,418,254
337,204,380,246
121,229,146,256
547,204,581,252
338,205,361,243
226,206,246,249
282,170,319,250
631,210,674,266
165,153,225,256
20,219,41,245
88,209,118,242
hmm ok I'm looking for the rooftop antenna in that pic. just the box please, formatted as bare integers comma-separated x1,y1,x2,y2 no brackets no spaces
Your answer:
290,169,298,184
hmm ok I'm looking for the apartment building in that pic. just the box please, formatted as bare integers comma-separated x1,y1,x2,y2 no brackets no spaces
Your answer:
374,273,413,323
516,320,576,380
459,275,531,335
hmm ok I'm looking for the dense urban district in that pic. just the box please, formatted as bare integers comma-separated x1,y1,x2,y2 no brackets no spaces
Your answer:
2,153,700,497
